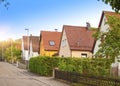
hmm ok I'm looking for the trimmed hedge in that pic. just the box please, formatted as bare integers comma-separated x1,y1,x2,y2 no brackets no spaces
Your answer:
58,58,113,77
29,56,113,76
29,56,59,76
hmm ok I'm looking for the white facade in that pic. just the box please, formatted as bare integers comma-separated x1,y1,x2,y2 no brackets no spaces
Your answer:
29,41,39,58
59,29,71,57
93,15,110,55
21,38,29,61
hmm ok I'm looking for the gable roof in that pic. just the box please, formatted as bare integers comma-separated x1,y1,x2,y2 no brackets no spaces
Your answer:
98,11,120,28
30,36,40,52
40,31,61,51
63,25,95,52
22,36,29,50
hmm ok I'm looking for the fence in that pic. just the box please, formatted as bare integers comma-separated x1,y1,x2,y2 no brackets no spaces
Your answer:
54,69,120,86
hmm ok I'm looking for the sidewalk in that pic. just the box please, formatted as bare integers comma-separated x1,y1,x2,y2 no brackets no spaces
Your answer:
17,67,70,86
31,76,70,86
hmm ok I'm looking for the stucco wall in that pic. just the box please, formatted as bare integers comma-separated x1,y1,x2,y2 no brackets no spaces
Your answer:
72,51,93,58
59,29,71,57
93,15,109,55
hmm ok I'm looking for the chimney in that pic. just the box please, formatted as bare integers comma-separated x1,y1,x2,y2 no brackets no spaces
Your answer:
86,22,91,30
55,29,58,32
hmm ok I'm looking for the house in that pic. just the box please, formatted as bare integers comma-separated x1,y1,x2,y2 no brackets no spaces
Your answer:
59,24,95,58
93,11,120,55
29,35,40,58
21,35,39,62
39,31,61,56
21,36,29,61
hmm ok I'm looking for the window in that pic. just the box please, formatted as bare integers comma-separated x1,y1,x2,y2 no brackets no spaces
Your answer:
49,41,55,46
81,54,87,58
104,17,107,25
62,39,67,47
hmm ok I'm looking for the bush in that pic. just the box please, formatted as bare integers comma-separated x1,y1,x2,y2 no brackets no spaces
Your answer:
29,56,113,77
29,56,59,76
58,58,113,77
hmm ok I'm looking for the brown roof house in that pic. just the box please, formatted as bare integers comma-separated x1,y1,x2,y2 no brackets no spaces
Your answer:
93,11,120,55
21,35,39,61
59,24,95,58
29,35,40,58
39,31,61,56
21,36,30,61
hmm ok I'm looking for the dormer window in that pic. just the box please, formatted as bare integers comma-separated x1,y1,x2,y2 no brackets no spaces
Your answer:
49,40,55,46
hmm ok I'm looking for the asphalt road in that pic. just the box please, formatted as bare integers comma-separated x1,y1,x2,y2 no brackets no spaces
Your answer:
0,62,70,86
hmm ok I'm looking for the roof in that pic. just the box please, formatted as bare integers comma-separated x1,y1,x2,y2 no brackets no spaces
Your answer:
63,25,95,52
40,31,61,51
22,36,29,50
98,11,120,28
30,36,40,52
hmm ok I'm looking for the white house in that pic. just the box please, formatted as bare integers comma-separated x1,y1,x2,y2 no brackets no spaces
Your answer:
21,36,30,61
29,35,39,58
93,11,120,55
21,35,39,62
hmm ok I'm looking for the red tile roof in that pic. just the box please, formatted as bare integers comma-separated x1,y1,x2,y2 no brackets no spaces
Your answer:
30,36,40,52
63,25,95,52
23,36,29,50
98,11,120,28
40,31,61,51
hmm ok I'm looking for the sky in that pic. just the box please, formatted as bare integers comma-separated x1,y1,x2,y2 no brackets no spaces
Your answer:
0,0,113,40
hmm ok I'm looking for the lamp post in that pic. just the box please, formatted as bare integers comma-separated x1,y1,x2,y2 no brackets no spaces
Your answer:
25,28,29,70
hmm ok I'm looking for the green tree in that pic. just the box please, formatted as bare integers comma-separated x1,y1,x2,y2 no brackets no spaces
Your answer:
4,45,21,62
0,0,10,9
96,15,120,60
99,0,120,13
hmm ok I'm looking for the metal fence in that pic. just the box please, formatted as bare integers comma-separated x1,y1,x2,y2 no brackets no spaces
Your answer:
54,69,120,86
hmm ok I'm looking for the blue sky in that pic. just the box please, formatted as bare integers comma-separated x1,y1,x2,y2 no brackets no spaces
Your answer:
0,0,113,40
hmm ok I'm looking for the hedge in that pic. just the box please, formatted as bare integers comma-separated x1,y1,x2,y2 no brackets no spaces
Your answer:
29,56,59,76
29,56,113,77
58,58,113,77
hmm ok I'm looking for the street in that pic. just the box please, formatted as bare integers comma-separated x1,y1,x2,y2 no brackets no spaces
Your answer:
0,62,70,86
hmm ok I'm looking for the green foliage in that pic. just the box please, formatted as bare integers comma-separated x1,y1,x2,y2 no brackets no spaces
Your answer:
58,58,113,77
99,0,120,13
4,46,21,62
96,15,120,59
29,56,113,77
29,56,59,76
0,39,22,62
0,0,10,9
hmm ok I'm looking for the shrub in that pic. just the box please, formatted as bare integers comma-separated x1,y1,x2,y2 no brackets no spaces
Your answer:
58,58,113,77
29,56,59,76
29,56,113,77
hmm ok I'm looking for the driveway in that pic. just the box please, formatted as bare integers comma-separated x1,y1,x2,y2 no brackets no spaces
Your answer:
0,62,70,86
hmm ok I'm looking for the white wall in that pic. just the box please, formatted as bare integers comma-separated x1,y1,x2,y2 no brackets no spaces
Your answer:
24,50,29,60
93,15,109,55
59,29,71,57
72,51,92,58
29,41,39,59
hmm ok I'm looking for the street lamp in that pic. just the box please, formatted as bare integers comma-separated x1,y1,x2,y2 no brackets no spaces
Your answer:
25,28,29,70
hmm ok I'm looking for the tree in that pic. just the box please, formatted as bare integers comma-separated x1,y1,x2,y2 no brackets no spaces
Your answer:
0,39,21,62
95,15,120,60
99,0,120,13
0,0,10,9
4,44,21,63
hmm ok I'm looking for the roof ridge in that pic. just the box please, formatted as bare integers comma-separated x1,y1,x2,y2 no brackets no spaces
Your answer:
63,25,86,28
41,30,61,33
